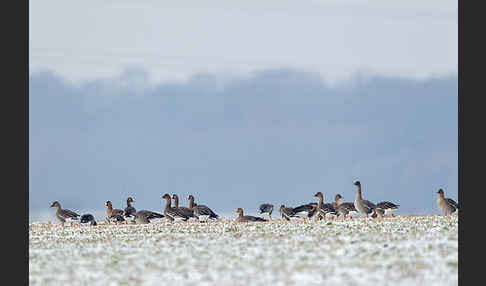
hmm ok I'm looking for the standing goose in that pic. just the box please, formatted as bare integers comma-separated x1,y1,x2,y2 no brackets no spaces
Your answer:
235,208,267,222
279,205,299,221
353,181,376,218
375,201,400,217
50,201,79,226
436,188,458,215
333,194,358,219
134,210,164,224
171,194,195,219
124,197,137,218
105,201,125,223
258,203,274,220
314,192,337,220
80,214,97,226
186,195,219,220
162,194,190,222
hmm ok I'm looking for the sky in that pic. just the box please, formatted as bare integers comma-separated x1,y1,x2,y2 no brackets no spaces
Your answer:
29,0,458,221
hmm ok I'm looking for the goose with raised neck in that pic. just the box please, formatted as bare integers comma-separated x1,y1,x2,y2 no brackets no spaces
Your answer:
105,201,125,223
124,197,137,219
172,194,195,218
162,194,189,221
186,195,219,220
314,192,337,220
353,181,376,218
436,188,458,215
50,201,80,226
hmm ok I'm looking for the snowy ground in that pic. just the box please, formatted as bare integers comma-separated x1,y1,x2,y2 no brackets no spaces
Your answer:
29,215,458,286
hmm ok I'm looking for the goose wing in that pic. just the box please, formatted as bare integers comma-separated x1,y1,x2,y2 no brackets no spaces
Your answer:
166,207,189,220
336,202,356,214
292,203,314,213
244,215,267,222
194,205,219,219
319,203,337,215
177,206,195,218
362,200,376,209
340,202,357,211
80,214,95,223
111,209,124,216
124,206,137,217
376,201,399,210
259,204,274,214
446,198,459,209
136,210,164,220
59,209,80,220
281,207,297,220
110,214,125,222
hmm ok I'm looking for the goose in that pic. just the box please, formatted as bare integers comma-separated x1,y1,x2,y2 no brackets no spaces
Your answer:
80,214,97,226
235,208,267,222
353,181,376,218
186,195,219,220
162,194,190,222
279,205,299,221
436,188,458,216
124,197,137,219
314,192,337,220
50,201,79,226
371,207,385,219
171,194,195,219
258,203,274,220
292,202,317,217
110,214,126,223
333,194,358,219
105,201,125,224
134,210,164,224
375,201,400,217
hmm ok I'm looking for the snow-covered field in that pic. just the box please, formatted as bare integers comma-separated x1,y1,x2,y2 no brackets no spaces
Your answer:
29,216,458,286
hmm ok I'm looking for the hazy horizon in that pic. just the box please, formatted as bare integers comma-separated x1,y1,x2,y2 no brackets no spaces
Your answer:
29,69,457,222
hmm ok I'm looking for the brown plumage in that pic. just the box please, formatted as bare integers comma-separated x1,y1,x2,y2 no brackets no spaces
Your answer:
279,205,298,221
235,208,267,222
105,201,125,222
162,194,190,221
124,197,137,218
50,201,79,225
186,195,219,219
134,210,164,224
171,194,195,218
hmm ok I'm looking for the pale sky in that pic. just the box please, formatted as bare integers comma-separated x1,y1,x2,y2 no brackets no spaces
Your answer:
30,0,457,84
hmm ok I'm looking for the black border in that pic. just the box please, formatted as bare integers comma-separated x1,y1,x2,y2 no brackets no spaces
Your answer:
459,0,484,284
5,0,28,284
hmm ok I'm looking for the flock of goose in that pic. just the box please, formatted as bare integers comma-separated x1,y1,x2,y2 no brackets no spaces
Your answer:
49,181,459,226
